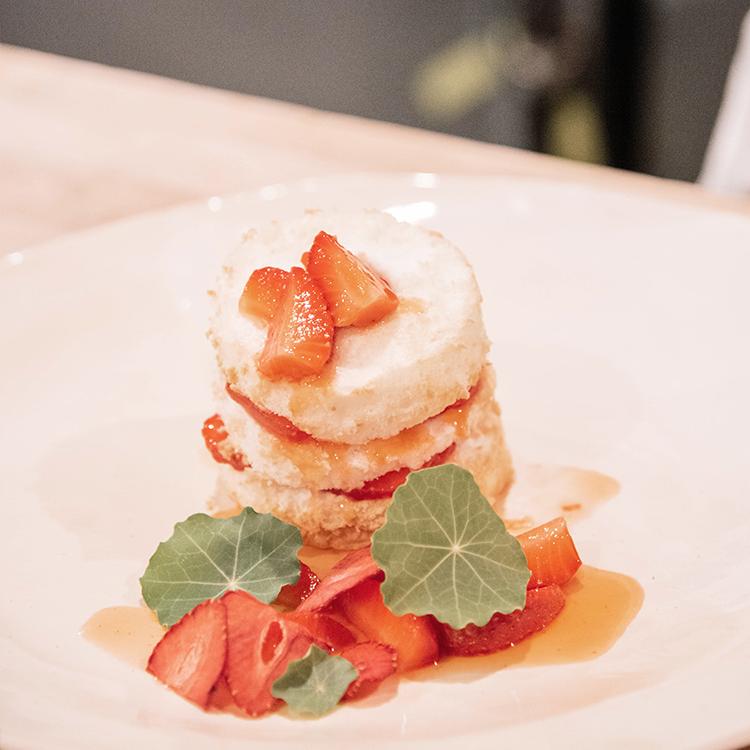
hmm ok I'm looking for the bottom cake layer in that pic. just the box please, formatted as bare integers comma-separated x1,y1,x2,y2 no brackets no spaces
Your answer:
208,387,514,549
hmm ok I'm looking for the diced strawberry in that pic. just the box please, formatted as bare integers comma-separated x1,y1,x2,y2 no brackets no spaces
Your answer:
336,578,439,672
285,612,357,652
201,413,248,471
332,444,456,500
239,266,290,322
274,562,320,609
439,585,566,656
296,547,381,613
225,384,310,442
258,266,334,380
305,231,399,327
147,599,227,708
223,590,314,717
340,642,398,700
517,517,582,588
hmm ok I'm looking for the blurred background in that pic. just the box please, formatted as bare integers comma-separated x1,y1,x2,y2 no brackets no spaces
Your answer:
2,0,749,182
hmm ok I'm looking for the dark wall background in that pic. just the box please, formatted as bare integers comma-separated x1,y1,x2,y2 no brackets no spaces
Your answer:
1,0,748,181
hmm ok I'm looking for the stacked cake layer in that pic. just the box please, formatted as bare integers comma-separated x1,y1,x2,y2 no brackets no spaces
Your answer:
205,210,514,548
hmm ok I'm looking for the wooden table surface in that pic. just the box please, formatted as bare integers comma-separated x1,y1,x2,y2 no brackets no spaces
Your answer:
2,43,749,253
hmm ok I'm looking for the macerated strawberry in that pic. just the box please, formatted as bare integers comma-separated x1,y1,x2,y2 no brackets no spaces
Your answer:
336,578,439,672
201,413,248,471
274,562,320,609
332,444,456,500
439,585,566,656
517,517,581,588
285,611,357,652
305,231,399,327
223,590,314,717
340,642,398,700
296,547,381,613
239,266,290,321
258,266,334,380
225,384,310,442
147,599,227,708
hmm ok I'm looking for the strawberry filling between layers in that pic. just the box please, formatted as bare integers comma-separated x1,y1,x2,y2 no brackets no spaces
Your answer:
204,382,479,498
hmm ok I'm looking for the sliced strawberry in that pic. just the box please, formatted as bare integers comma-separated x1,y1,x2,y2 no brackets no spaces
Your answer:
285,612,357,652
147,599,227,708
225,384,310,442
239,266,290,322
201,413,248,471
305,231,399,327
296,547,381,613
439,585,566,656
223,590,314,717
517,517,582,588
336,578,439,672
258,266,334,380
274,562,320,609
332,444,456,500
340,642,398,700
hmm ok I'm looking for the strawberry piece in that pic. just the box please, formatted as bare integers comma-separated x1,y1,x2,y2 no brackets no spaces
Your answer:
147,599,227,708
296,547,381,613
439,585,566,656
336,578,439,672
201,413,248,471
340,642,398,700
305,231,399,327
274,562,321,609
258,266,334,380
332,444,456,500
517,517,582,588
285,612,357,652
223,590,314,717
239,266,290,322
225,384,310,442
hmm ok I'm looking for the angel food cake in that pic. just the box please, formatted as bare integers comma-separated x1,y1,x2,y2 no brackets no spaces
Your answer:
204,210,513,548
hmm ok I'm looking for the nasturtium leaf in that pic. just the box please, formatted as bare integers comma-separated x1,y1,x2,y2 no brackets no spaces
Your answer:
272,645,357,717
371,464,530,629
140,508,301,626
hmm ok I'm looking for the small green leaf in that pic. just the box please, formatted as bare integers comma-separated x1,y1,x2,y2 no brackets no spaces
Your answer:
371,464,530,629
140,508,301,626
272,645,357,717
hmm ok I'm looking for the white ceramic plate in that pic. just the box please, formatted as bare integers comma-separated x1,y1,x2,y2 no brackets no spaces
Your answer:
2,174,749,749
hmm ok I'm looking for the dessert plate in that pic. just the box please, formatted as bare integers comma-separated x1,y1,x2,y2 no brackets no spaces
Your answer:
2,173,749,749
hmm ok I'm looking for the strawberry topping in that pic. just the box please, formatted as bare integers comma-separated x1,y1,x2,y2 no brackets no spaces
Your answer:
305,231,399,327
147,599,227,708
225,384,310,442
239,266,290,322
296,547,381,613
258,266,334,380
517,517,582,589
438,585,566,656
223,590,315,717
285,611,357,653
201,414,248,471
340,642,398,700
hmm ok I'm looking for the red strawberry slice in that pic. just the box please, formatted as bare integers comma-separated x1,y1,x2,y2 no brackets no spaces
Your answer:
305,231,399,327
336,577,439,672
439,585,566,656
147,599,227,708
285,612,357,652
223,590,314,717
517,517,582,589
239,266,290,322
295,547,381,613
258,266,334,380
274,562,321,609
340,642,398,700
225,384,310,443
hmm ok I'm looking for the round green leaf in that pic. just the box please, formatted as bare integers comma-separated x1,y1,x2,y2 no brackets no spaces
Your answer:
140,508,301,626
371,464,530,629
